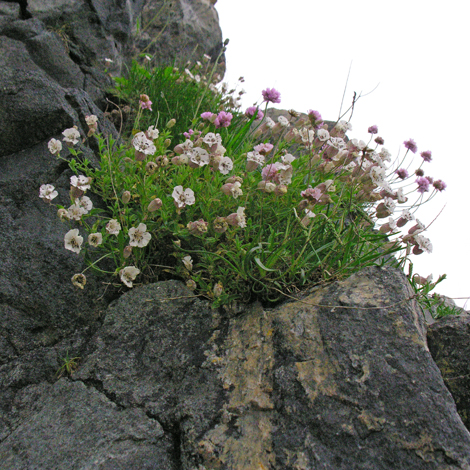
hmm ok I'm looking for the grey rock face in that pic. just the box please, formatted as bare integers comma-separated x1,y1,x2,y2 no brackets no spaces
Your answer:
2,269,470,469
428,315,470,430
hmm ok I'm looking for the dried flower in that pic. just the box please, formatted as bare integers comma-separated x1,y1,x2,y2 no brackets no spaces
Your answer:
187,219,208,235
71,273,86,289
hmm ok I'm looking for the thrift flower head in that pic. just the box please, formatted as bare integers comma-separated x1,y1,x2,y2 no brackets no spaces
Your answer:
262,163,280,182
214,111,233,128
433,179,447,191
106,219,121,235
120,266,140,287
262,88,281,104
420,150,432,162
416,176,430,193
404,138,418,154
395,168,409,179
201,111,215,121
375,136,385,145
39,184,58,202
307,110,323,128
172,186,195,208
64,229,83,254
128,223,152,248
368,125,378,134
254,143,273,155
183,129,194,139
139,94,152,111
62,127,80,145
245,106,264,120
48,138,62,155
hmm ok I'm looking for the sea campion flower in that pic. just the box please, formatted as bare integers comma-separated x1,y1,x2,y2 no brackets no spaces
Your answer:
120,266,140,287
187,219,208,235
48,138,62,155
182,255,193,271
262,88,281,104
433,179,447,191
396,209,414,227
67,203,86,221
219,156,233,175
226,207,246,228
403,138,418,154
139,94,152,111
128,223,152,248
416,176,430,193
413,234,433,254
317,129,330,141
71,273,86,289
395,168,409,179
70,175,91,192
172,186,195,209
420,150,432,162
146,125,159,140
62,127,80,145
76,196,93,213
88,233,103,247
64,229,83,254
214,111,233,128
368,125,378,134
245,106,264,120
106,219,121,235
39,184,58,202
246,152,265,172
132,132,156,160
278,116,289,127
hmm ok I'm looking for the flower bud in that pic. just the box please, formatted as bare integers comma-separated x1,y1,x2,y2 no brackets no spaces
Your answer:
274,184,288,196
122,191,131,204
164,138,171,148
147,198,162,212
213,282,223,298
186,279,197,291
166,119,176,128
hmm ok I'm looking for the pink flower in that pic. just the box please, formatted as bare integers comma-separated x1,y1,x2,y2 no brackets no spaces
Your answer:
183,129,194,139
245,106,264,120
214,111,233,128
403,139,418,154
261,163,280,182
201,112,215,121
416,177,430,193
368,125,378,134
433,179,447,191
253,143,273,155
262,88,281,104
139,94,152,111
420,150,432,162
307,110,323,128
395,168,409,179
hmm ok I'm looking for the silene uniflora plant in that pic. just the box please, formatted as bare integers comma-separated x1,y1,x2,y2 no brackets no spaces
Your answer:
38,53,448,309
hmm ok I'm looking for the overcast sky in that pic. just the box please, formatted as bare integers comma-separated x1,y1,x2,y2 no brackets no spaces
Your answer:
215,0,470,308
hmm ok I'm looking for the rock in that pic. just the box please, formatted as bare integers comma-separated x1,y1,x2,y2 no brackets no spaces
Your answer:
427,315,470,430
2,268,470,468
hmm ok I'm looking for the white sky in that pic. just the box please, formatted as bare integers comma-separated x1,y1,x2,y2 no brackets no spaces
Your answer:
215,0,470,308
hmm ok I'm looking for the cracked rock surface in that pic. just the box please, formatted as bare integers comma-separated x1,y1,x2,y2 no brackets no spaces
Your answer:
2,269,470,469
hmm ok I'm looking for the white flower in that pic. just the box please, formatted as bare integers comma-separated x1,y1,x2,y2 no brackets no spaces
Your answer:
415,234,433,253
396,188,407,204
182,255,193,271
48,138,62,155
383,197,396,212
327,137,346,150
203,132,220,147
106,219,121,235
230,181,243,199
104,58,114,64
300,128,314,144
76,196,93,213
128,223,152,248
278,115,290,127
172,186,195,208
85,115,98,126
386,217,397,230
236,207,246,228
246,152,265,172
179,139,194,152
184,68,194,80
119,266,140,287
88,233,103,247
132,132,156,155
64,229,83,254
70,175,91,192
278,166,293,186
265,117,275,129
370,166,386,186
317,129,330,141
219,156,233,175
39,184,58,202
62,127,80,145
400,209,414,221
189,147,210,167
379,148,392,162
264,182,276,193
335,120,352,132
67,203,86,221
146,125,159,140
